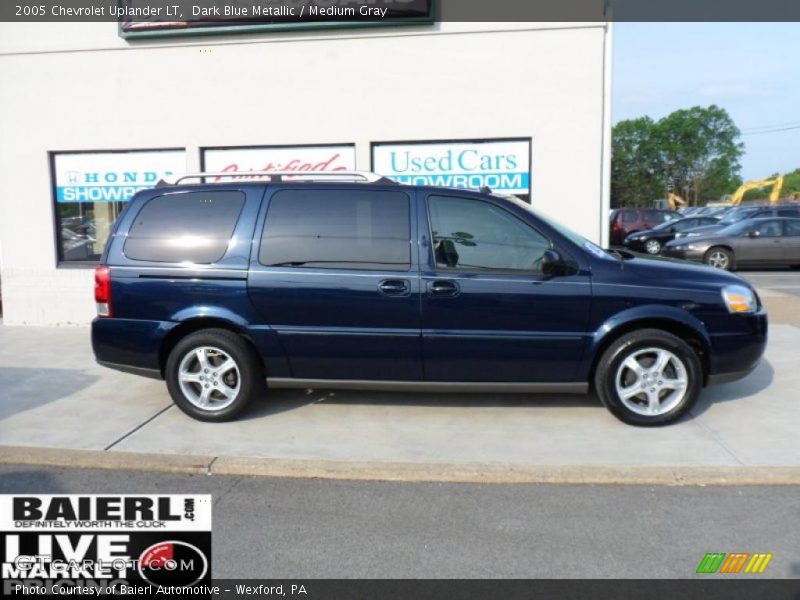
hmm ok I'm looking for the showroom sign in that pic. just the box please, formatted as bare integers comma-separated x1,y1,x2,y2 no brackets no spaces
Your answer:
53,150,186,203
202,145,356,181
372,139,532,195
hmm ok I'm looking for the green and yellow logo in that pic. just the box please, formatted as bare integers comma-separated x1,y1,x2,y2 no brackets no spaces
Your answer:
696,552,773,574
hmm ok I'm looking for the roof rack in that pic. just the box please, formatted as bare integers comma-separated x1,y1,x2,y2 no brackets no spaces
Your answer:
158,170,395,186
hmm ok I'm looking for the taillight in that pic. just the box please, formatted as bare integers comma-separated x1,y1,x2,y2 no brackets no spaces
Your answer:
94,265,112,317
613,220,621,231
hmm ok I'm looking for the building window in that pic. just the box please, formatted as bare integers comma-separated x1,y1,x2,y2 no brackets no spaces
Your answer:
259,189,411,271
52,150,185,264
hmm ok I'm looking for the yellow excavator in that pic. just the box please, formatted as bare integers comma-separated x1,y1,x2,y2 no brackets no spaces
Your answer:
667,192,687,211
729,175,784,206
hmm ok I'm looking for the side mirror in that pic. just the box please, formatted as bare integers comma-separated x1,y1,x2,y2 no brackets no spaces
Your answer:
746,230,760,239
541,249,572,276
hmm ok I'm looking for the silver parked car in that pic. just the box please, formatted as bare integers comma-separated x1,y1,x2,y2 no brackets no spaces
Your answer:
663,217,800,271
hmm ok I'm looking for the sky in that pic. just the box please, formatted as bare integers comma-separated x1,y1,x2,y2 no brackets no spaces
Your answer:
613,22,800,180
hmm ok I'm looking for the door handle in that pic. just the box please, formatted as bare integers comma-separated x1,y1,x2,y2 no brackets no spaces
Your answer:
429,280,460,297
378,279,410,297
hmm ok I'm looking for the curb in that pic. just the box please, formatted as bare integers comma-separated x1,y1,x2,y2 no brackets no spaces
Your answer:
2,446,800,485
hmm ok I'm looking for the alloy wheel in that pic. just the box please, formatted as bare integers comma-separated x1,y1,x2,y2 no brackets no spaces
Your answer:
177,346,241,411
645,240,661,254
614,347,689,416
707,251,729,269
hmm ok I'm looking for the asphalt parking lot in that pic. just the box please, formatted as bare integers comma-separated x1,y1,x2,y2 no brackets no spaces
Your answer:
0,270,799,479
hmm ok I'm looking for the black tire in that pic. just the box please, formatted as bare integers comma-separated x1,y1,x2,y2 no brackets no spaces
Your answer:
165,328,265,422
594,329,703,426
704,246,735,271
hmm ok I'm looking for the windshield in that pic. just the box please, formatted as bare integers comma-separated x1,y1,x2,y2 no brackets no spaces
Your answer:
716,220,756,236
719,208,759,226
650,219,678,232
504,196,613,259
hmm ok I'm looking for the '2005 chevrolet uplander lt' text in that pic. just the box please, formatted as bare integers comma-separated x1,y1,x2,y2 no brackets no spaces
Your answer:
91,171,767,426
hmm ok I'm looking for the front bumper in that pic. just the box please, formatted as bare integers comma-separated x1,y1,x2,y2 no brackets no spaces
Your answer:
706,308,768,386
662,247,706,262
623,239,647,252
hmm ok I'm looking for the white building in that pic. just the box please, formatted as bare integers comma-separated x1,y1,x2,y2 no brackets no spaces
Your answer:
0,19,612,326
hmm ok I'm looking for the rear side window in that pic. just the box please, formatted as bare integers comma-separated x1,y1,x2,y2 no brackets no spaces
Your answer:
259,189,411,271
785,220,800,236
621,211,638,223
124,191,245,263
643,210,665,222
778,207,800,217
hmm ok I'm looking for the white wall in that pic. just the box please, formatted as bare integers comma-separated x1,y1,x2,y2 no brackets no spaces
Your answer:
0,21,609,325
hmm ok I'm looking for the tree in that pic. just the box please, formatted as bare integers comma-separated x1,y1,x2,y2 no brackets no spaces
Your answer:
653,105,743,205
611,105,744,207
611,117,661,207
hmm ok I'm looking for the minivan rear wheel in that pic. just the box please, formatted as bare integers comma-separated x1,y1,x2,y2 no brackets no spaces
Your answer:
594,329,702,426
166,329,264,422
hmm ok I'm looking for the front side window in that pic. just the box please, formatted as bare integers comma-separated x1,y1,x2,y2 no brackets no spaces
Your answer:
124,191,245,263
259,189,411,271
428,195,550,272
752,220,783,238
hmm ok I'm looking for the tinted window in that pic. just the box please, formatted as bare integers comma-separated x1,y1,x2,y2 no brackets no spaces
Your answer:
752,220,782,238
259,189,410,271
643,210,669,222
777,207,800,217
428,195,550,272
671,219,697,232
124,191,245,263
785,220,800,237
621,211,638,223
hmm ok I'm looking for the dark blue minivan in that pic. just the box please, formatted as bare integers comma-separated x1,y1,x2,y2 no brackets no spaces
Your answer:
92,172,767,426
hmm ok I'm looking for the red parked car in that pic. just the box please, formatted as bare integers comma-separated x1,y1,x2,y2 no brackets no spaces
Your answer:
610,208,682,246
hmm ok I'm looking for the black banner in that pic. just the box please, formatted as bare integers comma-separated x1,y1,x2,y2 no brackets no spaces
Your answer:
3,0,800,24
4,579,800,599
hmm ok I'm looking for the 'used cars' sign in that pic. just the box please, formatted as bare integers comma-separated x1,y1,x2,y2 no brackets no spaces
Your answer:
372,140,531,195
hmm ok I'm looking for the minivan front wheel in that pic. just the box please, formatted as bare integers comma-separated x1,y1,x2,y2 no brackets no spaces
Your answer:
594,329,702,426
166,329,264,421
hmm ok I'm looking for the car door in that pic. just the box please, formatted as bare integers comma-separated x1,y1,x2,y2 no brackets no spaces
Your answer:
736,219,785,264
419,193,591,383
783,220,800,265
247,186,422,381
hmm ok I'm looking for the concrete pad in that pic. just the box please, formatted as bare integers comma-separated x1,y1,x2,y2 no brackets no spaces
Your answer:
0,325,170,450
690,324,800,466
113,388,742,467
759,295,800,325
0,320,798,480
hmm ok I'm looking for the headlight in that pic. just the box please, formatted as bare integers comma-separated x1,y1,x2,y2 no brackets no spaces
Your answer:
721,285,757,314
